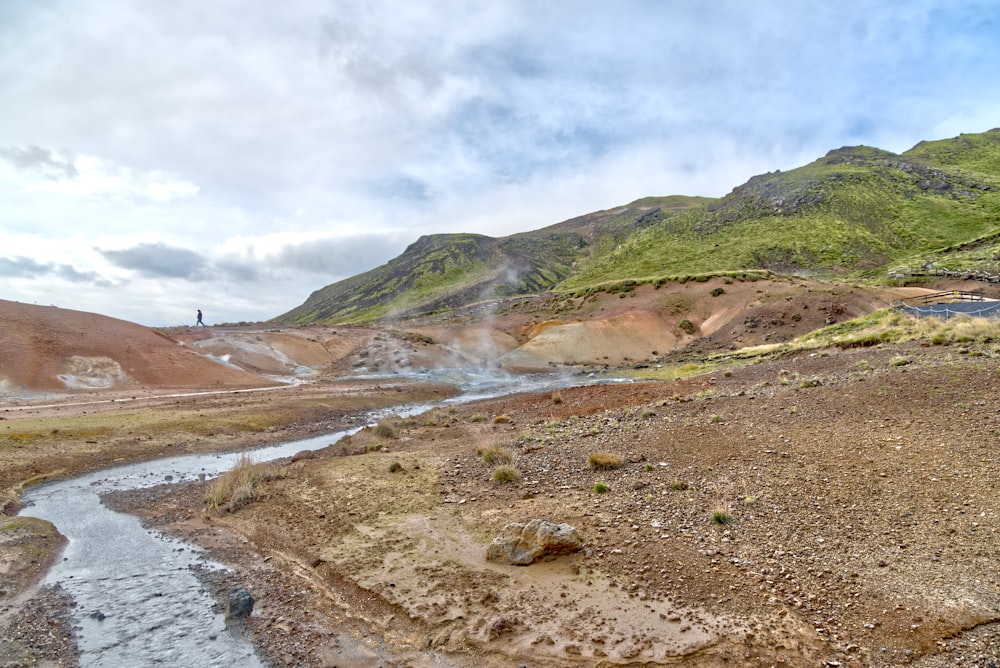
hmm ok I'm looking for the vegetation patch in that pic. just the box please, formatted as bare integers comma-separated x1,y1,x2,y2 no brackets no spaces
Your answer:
491,465,521,484
588,452,624,470
373,419,399,439
205,454,286,512
711,508,735,525
481,446,514,467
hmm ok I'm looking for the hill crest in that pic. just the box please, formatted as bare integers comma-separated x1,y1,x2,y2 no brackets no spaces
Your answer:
278,129,1000,325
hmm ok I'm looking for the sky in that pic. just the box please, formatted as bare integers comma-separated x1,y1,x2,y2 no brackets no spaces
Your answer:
1,1,999,326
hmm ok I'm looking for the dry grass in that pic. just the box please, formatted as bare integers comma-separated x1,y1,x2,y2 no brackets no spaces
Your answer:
588,452,624,470
374,419,399,439
481,446,514,466
474,428,515,467
205,454,286,512
491,465,521,483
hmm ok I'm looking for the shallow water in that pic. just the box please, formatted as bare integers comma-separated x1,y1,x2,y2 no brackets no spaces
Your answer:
18,370,630,666
21,431,345,667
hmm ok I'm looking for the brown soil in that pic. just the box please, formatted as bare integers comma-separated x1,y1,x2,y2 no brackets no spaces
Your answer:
104,343,1000,667
3,277,1000,666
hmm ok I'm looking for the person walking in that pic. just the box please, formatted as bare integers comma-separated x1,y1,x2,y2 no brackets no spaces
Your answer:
196,309,206,326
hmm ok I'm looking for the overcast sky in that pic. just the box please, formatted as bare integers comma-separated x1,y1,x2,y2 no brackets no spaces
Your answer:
1,1,998,326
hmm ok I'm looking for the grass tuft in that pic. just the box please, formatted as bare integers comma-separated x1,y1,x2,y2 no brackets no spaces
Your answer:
481,446,514,466
374,419,398,439
588,452,624,470
491,465,521,484
205,454,285,513
711,508,735,525
594,482,609,494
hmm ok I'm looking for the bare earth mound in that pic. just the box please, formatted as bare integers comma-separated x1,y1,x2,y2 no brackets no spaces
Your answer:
0,300,271,394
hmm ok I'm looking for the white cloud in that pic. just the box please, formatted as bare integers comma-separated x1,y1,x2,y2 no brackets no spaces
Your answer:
1,0,998,325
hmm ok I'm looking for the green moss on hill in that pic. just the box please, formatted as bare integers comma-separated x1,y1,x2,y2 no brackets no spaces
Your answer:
277,129,1000,325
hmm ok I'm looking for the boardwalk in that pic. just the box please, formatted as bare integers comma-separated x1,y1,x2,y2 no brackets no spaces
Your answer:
888,265,1000,283
893,289,1000,320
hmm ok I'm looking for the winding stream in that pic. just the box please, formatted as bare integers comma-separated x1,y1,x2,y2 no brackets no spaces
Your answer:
18,370,627,666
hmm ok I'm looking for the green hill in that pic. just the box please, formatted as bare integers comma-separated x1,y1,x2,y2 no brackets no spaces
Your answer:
566,131,1000,286
277,129,1000,325
277,196,710,323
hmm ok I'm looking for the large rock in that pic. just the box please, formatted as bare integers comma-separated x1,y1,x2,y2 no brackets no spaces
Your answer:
225,586,255,620
485,519,583,565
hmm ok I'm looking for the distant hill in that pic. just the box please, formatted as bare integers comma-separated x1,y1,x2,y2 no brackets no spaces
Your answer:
277,130,1000,325
278,196,711,324
0,300,272,393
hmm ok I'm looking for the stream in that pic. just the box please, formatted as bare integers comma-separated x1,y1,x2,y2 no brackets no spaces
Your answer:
17,370,629,666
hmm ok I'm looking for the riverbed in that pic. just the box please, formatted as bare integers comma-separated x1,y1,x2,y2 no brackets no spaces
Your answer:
15,369,627,666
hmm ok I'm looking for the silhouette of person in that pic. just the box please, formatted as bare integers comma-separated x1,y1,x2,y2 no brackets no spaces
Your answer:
196,309,205,326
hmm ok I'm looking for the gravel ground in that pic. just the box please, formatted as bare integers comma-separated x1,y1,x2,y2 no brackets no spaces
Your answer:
0,585,79,667
106,342,1000,667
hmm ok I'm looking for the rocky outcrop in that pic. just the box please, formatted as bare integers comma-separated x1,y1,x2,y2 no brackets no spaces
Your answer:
485,519,582,565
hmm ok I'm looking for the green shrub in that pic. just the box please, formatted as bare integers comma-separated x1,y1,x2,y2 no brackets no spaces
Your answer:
388,461,404,473
594,482,609,494
670,481,689,491
678,319,697,335
711,287,726,297
711,508,734,525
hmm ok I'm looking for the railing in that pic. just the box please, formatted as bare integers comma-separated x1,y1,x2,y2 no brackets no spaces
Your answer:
892,290,985,308
893,290,1000,320
888,266,1000,283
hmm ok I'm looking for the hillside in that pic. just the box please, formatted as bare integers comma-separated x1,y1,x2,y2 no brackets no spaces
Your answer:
571,131,1000,285
277,130,1000,325
0,300,273,394
277,196,712,324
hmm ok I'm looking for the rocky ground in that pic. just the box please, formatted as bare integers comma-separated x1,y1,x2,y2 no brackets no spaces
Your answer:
3,280,1000,667
103,341,1000,667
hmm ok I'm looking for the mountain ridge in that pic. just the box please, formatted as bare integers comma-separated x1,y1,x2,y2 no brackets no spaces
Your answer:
277,129,1000,325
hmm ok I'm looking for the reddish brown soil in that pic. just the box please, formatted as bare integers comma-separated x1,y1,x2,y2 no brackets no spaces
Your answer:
3,277,1000,666
112,342,1000,667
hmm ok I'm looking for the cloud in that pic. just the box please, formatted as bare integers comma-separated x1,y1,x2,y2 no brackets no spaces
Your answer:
0,255,106,284
215,232,412,282
0,145,78,179
1,1,999,327
99,242,208,279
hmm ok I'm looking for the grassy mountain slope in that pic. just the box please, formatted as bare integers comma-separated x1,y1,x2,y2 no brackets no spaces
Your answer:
278,130,1000,325
277,197,710,324
564,130,1000,287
